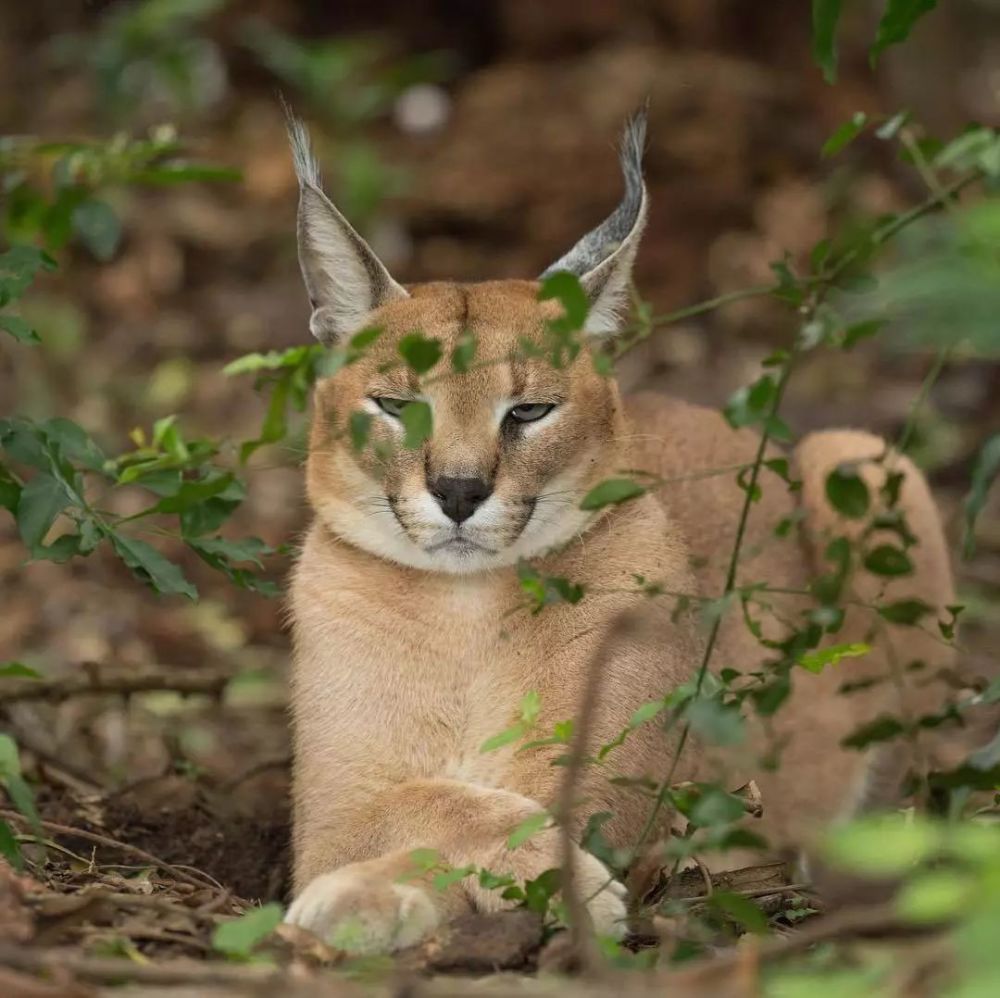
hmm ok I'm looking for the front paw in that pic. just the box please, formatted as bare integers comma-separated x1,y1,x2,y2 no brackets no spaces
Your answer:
285,868,439,955
473,832,628,939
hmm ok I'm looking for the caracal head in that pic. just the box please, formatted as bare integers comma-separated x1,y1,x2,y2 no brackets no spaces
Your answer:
287,109,649,574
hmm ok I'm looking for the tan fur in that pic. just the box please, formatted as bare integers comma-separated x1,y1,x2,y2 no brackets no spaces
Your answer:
284,281,956,952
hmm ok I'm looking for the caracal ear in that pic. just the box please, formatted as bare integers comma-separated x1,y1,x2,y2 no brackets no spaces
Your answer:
285,111,408,344
540,105,649,337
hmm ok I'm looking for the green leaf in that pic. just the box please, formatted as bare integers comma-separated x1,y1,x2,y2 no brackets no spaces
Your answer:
72,198,122,261
508,812,549,849
480,724,526,754
479,869,516,891
517,562,584,613
896,870,974,924
927,761,1000,791
962,434,1000,558
841,714,905,749
398,332,442,374
968,728,1000,771
878,599,932,625
938,604,964,641
212,903,283,959
822,112,868,157
823,815,942,875
188,536,270,568
16,474,70,549
152,474,238,514
935,128,1000,176
432,866,476,891
524,868,562,914
538,272,589,332
223,345,323,377
110,533,197,599
520,690,541,725
349,410,372,452
450,332,477,373
825,466,870,519
404,848,441,876
871,0,938,64
579,477,646,511
876,110,911,141
687,697,745,747
0,313,40,344
687,787,746,828
629,700,665,729
981,676,1000,705
0,734,39,829
797,642,870,674
481,692,540,752
0,662,42,679
864,544,913,577
708,891,769,935
841,318,886,349
0,465,21,513
0,244,56,308
401,400,433,450
348,326,383,354
0,819,21,871
42,419,105,471
724,375,777,429
811,0,843,83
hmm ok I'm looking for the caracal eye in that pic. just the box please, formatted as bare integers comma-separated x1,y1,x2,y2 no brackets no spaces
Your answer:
373,397,409,418
507,403,555,424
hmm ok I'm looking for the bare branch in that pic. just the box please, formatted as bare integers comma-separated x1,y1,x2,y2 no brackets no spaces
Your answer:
0,663,234,704
0,810,220,892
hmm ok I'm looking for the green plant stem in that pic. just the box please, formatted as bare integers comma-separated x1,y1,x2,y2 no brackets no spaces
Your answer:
612,174,985,888
616,169,983,364
895,348,951,456
614,284,779,356
626,360,798,863
833,170,980,276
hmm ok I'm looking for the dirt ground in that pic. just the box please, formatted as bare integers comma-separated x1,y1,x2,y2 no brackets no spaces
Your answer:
2,1,999,993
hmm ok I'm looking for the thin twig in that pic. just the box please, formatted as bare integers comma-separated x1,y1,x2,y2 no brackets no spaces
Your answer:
0,810,217,891
222,754,292,791
629,359,797,862
72,889,229,923
618,165,986,880
0,664,234,704
0,945,285,988
679,882,812,905
555,612,640,973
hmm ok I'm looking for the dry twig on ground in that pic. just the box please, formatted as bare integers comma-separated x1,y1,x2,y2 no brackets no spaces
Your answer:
0,664,235,704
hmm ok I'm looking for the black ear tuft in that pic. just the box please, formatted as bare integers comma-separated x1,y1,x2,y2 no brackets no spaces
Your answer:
539,105,651,335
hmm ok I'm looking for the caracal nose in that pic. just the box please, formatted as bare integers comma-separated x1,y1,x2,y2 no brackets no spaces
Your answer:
430,476,492,524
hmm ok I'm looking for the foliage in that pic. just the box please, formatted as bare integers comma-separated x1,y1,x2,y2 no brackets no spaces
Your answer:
811,0,941,83
0,131,276,598
3,3,1000,985
0,734,41,871
819,816,1000,995
49,0,229,122
239,18,449,226
211,903,284,960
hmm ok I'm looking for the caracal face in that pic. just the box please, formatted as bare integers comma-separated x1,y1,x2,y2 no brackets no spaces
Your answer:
306,283,625,574
289,106,649,576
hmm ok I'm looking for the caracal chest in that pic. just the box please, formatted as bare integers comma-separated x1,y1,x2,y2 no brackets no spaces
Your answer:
296,558,559,776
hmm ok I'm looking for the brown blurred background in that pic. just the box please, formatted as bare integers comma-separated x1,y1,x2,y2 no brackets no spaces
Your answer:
1,0,999,895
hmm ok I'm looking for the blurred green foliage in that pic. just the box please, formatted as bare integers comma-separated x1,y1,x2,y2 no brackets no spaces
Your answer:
50,0,229,122
0,0,998,979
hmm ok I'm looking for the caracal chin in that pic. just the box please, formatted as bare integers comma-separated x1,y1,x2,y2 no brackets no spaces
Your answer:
280,108,956,954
